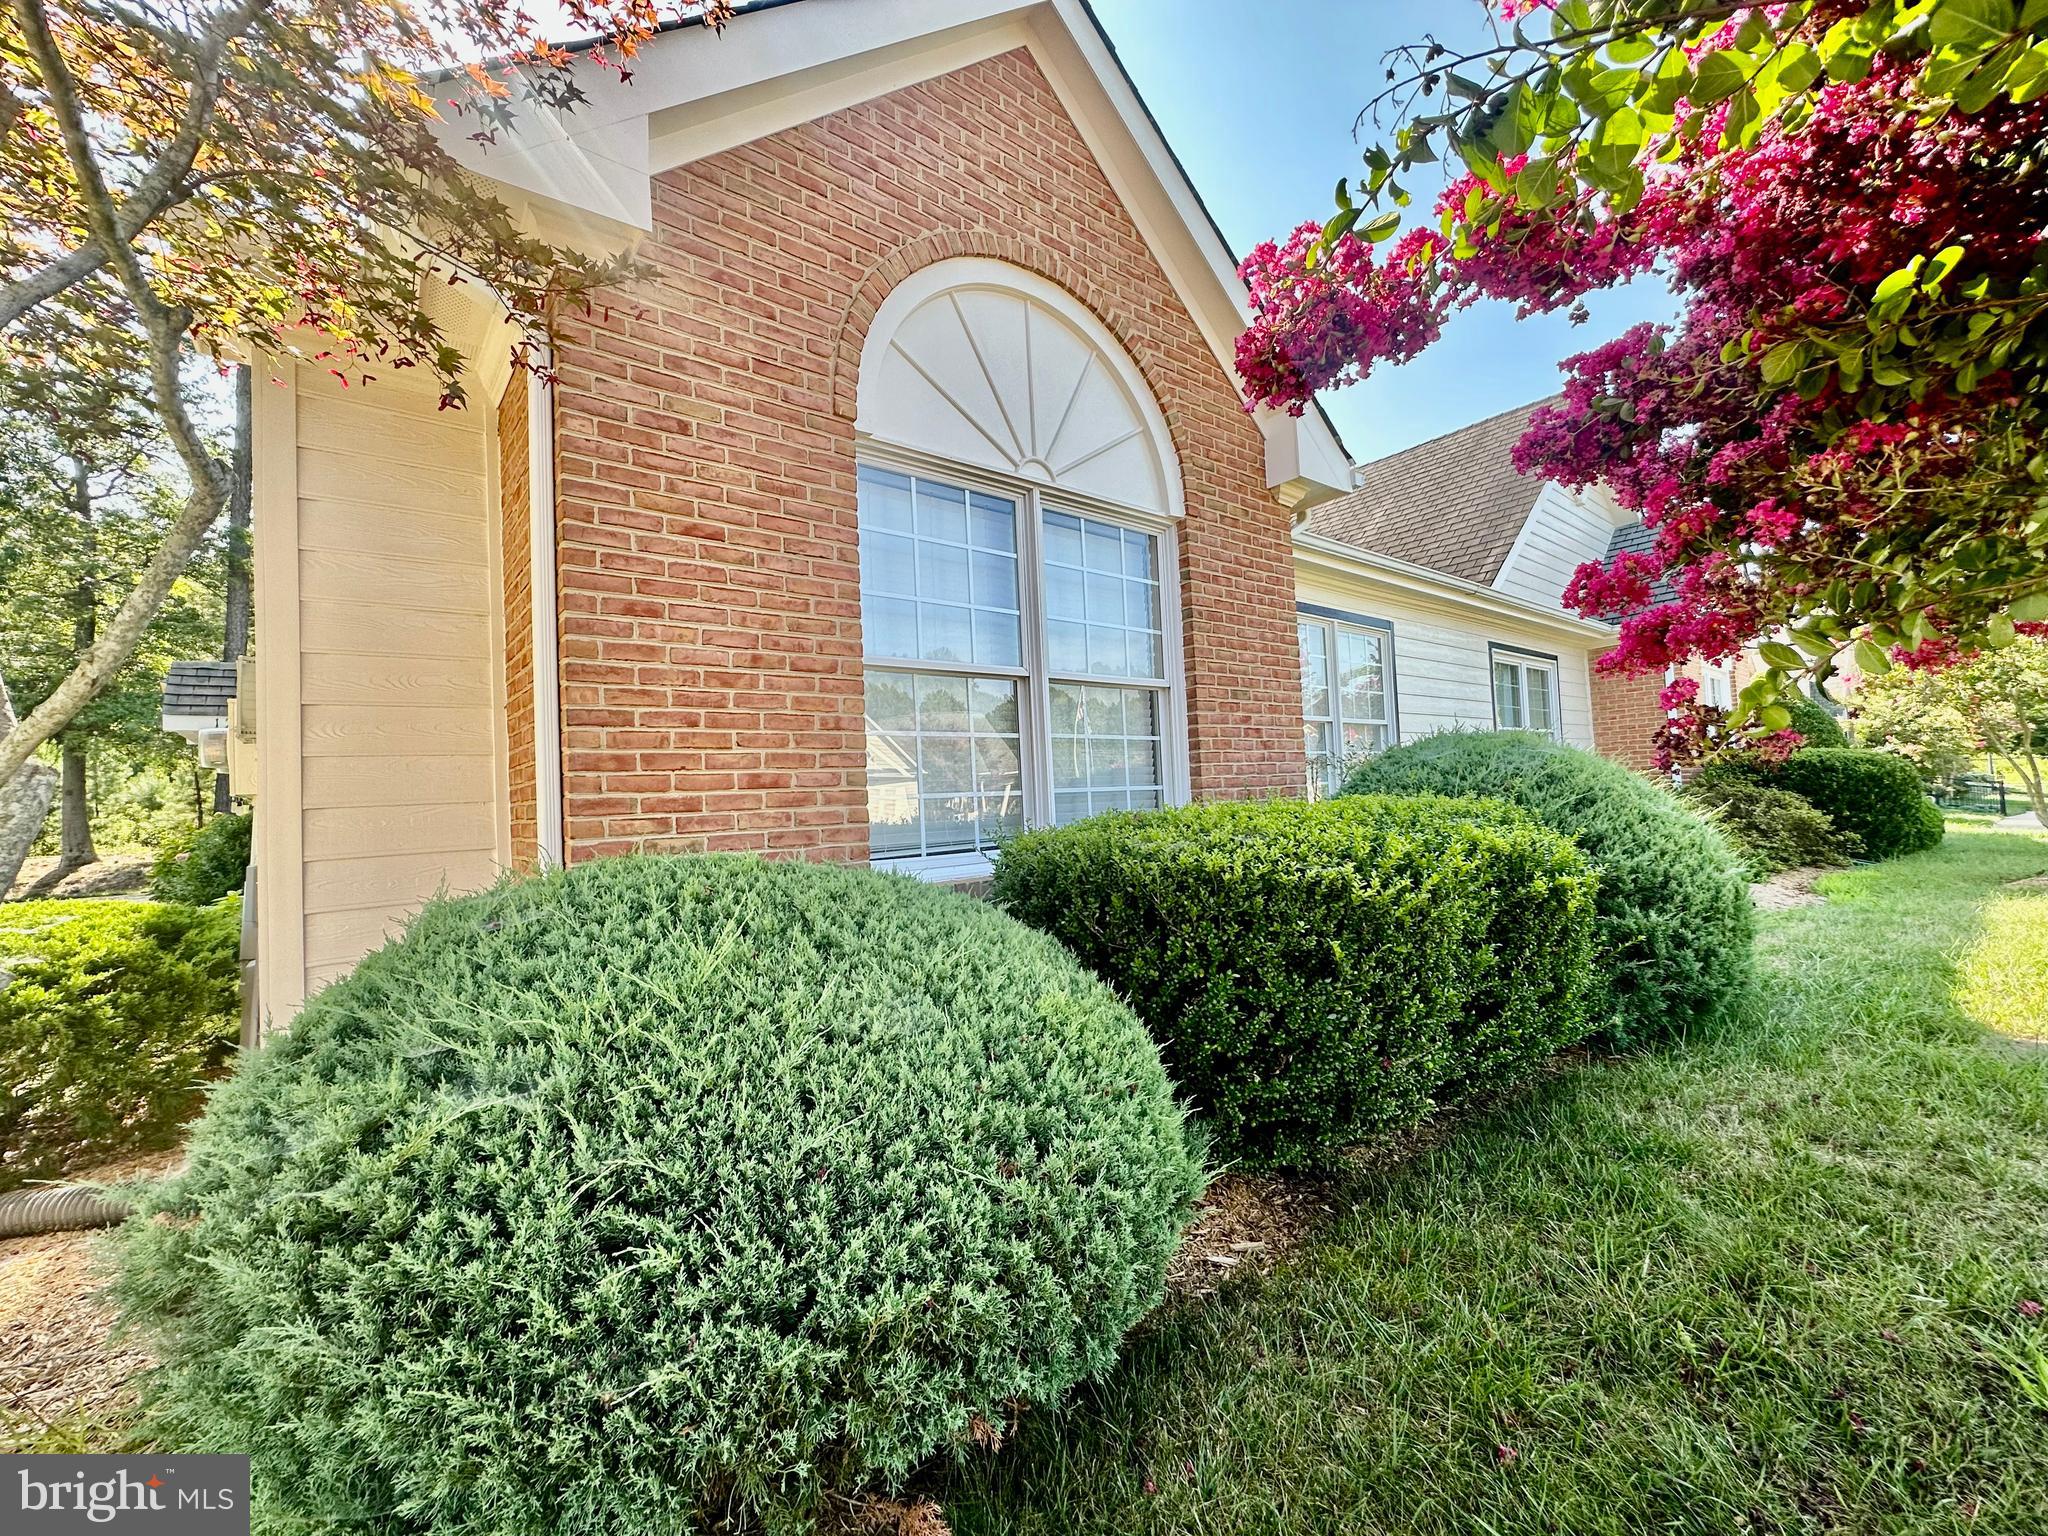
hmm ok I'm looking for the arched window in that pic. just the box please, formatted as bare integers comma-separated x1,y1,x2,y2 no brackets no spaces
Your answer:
855,258,1188,874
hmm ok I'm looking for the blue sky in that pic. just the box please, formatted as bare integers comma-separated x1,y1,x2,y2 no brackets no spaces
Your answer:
1089,0,1676,461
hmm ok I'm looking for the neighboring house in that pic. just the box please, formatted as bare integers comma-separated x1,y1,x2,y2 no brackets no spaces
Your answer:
234,0,1646,1026
159,659,238,753
1292,401,1631,793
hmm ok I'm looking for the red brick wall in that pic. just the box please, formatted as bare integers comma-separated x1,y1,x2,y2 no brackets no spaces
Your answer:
496,371,539,868
1591,667,1665,773
548,48,1304,862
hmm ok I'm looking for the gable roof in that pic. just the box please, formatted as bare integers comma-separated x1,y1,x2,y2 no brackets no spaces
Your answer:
1304,398,1554,586
433,0,1354,505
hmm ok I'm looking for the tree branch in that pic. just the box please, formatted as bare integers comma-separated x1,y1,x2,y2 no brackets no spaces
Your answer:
0,0,269,333
0,0,232,785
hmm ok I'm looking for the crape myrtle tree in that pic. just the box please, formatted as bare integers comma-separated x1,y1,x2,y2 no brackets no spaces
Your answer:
0,0,733,887
1236,0,2048,766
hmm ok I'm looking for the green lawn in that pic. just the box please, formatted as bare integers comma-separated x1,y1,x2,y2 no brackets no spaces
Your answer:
944,826,2048,1536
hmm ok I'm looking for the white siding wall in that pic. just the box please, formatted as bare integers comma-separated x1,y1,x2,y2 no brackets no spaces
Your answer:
253,362,510,1021
1296,564,1599,750
1493,482,1618,614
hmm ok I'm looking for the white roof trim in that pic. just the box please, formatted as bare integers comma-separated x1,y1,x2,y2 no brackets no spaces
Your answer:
431,0,1353,504
1294,527,1618,643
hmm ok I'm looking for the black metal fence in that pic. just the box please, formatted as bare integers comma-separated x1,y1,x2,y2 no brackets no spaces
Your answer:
1931,773,2019,817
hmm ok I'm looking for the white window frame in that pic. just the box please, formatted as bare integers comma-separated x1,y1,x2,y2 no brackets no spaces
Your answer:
856,444,1190,879
1297,604,1398,798
1490,644,1561,739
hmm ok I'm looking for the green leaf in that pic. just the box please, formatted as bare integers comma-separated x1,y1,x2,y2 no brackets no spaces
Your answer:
1760,641,1806,670
1854,638,1895,675
1360,210,1403,243
1760,704,1794,731
1777,42,1825,93
1690,50,1750,102
1988,611,2020,646
1760,340,1809,385
2009,590,2048,621
1931,0,2017,52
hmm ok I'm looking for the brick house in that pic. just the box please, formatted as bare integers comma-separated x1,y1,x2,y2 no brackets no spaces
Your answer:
240,0,1644,1025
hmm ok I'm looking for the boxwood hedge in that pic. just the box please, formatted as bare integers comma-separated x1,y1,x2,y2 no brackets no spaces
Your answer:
115,855,1202,1535
991,795,1597,1168
1344,732,1754,1046
1728,748,1945,861
1681,763,1860,875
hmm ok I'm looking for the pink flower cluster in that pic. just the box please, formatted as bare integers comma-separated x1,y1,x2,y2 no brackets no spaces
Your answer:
1235,222,1446,416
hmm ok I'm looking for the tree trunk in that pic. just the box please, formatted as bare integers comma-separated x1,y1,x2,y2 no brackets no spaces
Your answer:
56,735,95,869
56,467,100,869
0,675,58,900
215,364,252,817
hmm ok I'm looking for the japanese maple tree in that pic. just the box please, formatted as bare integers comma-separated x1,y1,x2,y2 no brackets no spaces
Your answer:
1238,0,2048,757
0,0,730,882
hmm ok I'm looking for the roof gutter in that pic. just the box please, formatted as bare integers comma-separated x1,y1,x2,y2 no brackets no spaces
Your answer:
1292,527,1619,643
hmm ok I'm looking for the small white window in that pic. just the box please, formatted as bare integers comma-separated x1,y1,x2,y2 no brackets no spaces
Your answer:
1299,612,1395,797
1701,663,1733,710
1492,649,1559,738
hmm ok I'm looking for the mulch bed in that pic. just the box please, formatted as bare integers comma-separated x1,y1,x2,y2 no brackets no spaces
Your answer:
0,1147,181,1451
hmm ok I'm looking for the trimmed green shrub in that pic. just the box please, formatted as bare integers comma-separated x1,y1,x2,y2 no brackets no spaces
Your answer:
149,811,251,906
1781,693,1849,749
0,898,239,1191
991,795,1598,1168
116,855,1202,1534
1725,747,1945,860
1680,767,1861,876
1343,732,1754,1045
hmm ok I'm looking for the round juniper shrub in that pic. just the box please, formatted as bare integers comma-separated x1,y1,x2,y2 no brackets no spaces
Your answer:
1342,731,1754,1046
992,795,1599,1167
115,855,1204,1534
1679,767,1861,876
1723,747,1945,861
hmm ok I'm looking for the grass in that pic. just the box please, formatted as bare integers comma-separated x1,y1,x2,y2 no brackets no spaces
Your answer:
943,826,2048,1535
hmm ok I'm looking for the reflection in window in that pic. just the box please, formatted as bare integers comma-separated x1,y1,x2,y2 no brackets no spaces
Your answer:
858,468,1177,863
1492,653,1557,737
1299,615,1393,797
864,669,1022,858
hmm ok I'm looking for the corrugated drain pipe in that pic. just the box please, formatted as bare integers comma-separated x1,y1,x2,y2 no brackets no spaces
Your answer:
0,1183,130,1238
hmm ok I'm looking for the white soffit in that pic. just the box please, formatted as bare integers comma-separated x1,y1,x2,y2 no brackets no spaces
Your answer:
431,0,1352,502
860,258,1181,515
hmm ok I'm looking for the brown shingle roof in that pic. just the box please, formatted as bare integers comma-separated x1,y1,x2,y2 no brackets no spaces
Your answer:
1305,398,1556,585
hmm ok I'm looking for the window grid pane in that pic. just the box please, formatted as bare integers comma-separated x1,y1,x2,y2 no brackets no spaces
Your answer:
1493,659,1524,729
1050,683,1164,825
1526,666,1555,734
1042,508,1164,682
859,467,1022,669
864,669,1022,860
1302,617,1392,791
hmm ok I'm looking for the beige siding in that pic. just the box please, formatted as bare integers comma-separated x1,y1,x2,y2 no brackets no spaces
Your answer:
254,362,510,1021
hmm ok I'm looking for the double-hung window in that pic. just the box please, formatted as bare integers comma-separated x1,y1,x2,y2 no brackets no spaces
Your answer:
1490,646,1559,738
858,463,1180,871
1298,608,1395,797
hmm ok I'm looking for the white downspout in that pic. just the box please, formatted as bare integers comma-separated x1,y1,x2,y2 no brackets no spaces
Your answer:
526,342,565,870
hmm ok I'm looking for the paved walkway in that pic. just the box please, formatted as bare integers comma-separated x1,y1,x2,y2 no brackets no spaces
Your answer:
1997,810,2043,831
